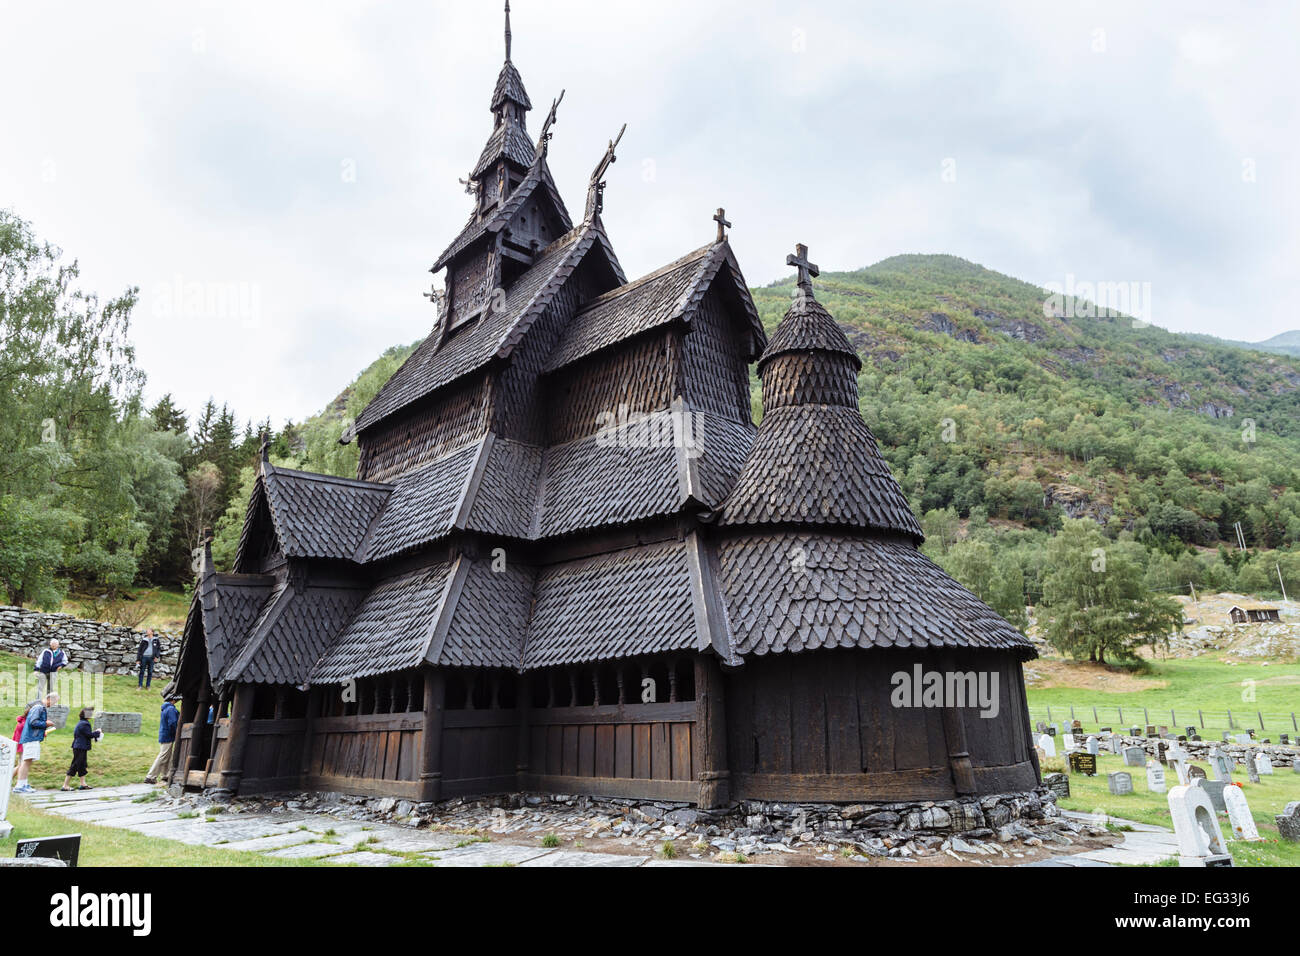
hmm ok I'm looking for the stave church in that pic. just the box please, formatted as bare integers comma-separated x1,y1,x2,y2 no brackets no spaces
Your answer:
171,3,1039,808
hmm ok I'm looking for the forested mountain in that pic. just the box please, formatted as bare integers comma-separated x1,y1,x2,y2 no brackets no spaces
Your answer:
5,203,1296,630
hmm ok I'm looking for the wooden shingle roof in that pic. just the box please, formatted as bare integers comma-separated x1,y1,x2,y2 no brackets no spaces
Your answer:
221,584,367,687
544,240,763,373
196,571,276,686
718,533,1034,657
253,465,393,562
357,223,620,433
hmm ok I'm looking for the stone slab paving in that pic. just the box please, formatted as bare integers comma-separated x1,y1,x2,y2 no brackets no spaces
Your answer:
422,843,554,866
326,851,404,867
518,850,648,867
1024,811,1180,867
216,830,321,853
265,841,357,860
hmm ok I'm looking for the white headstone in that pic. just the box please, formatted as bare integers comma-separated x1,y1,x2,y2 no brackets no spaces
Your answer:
1168,783,1233,867
1086,736,1100,756
1208,748,1231,782
1038,733,1056,758
0,736,15,840
1146,761,1167,794
1254,752,1274,776
1165,744,1190,785
1222,785,1261,842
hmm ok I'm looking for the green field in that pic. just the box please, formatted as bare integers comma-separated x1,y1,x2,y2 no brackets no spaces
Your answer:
1045,750,1300,866
2,649,165,790
1027,657,1300,736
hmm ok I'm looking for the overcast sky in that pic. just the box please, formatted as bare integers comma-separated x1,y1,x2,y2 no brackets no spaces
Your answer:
2,1,1296,427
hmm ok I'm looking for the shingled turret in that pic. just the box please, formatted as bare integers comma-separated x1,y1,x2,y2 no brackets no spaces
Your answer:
720,244,923,540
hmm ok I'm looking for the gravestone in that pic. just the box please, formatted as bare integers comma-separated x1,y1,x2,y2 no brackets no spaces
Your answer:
1281,733,1290,746
1129,726,1141,737
1107,736,1122,755
1247,759,1260,785
1192,735,1202,742
1146,761,1167,794
1044,772,1070,801
1038,733,1056,758
1293,758,1300,774
1235,733,1252,746
1086,736,1100,756
94,712,143,735
1107,771,1133,795
1099,727,1112,734
1158,726,1170,738
0,737,15,840
46,705,70,730
1199,779,1229,813
13,834,80,868
1276,802,1300,842
1177,735,1188,744
1146,725,1158,738
1208,748,1232,782
1069,753,1097,777
1254,752,1273,776
1123,746,1146,767
1222,786,1261,842
1188,765,1207,781
1036,721,1048,734
1222,732,1231,742
1168,784,1233,867
1157,741,1169,765
1165,744,1190,786
1185,726,1197,738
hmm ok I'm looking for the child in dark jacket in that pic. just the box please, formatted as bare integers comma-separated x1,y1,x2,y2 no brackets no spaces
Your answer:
62,710,103,791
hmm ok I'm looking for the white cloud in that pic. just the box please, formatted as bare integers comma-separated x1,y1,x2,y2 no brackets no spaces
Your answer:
1,0,1295,426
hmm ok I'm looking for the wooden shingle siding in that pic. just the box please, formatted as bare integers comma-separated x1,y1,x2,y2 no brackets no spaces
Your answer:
358,377,489,484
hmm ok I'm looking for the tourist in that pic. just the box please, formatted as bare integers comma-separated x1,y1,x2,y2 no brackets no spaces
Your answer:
61,709,103,791
12,693,59,793
137,628,161,689
145,689,181,785
34,639,69,697
10,704,34,763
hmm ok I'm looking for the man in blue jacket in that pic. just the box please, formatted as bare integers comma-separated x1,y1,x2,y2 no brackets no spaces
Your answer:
34,639,68,697
12,693,59,793
145,687,180,785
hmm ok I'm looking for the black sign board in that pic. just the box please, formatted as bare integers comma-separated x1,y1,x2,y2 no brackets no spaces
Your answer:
14,833,80,868
1186,726,1197,738
1069,753,1097,776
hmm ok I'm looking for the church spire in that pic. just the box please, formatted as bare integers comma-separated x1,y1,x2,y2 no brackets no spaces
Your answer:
504,0,512,61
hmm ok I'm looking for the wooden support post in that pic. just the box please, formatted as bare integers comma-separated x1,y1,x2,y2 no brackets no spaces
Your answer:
218,684,255,793
940,655,977,796
185,687,210,778
1016,663,1040,782
692,654,730,809
515,675,530,786
299,688,322,781
420,669,446,804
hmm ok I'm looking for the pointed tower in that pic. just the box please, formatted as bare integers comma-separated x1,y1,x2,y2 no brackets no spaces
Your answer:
720,244,922,538
431,1,574,336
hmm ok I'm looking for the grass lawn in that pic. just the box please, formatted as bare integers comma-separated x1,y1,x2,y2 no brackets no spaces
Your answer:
1046,751,1300,866
2,648,166,789
60,586,190,633
0,802,308,866
1027,656,1300,736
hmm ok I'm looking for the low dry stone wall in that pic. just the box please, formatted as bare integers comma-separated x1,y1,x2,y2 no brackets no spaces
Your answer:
1115,734,1298,769
0,605,179,677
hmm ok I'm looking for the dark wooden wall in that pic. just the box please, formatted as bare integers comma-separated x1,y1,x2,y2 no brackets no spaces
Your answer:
680,287,753,423
304,713,424,799
725,649,1037,802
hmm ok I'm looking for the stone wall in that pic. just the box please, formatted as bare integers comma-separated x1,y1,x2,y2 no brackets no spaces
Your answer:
0,605,180,678
1115,734,1298,769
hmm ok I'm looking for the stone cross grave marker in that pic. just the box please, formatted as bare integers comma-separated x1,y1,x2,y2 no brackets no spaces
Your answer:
1169,783,1233,867
1146,761,1167,794
1108,771,1133,795
1165,743,1190,786
1222,785,1261,842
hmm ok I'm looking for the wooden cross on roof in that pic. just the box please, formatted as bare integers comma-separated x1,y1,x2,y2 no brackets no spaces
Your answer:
713,208,731,243
787,243,819,289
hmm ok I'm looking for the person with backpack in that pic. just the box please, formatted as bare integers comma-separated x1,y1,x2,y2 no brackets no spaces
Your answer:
61,709,103,791
34,639,69,697
12,693,59,793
